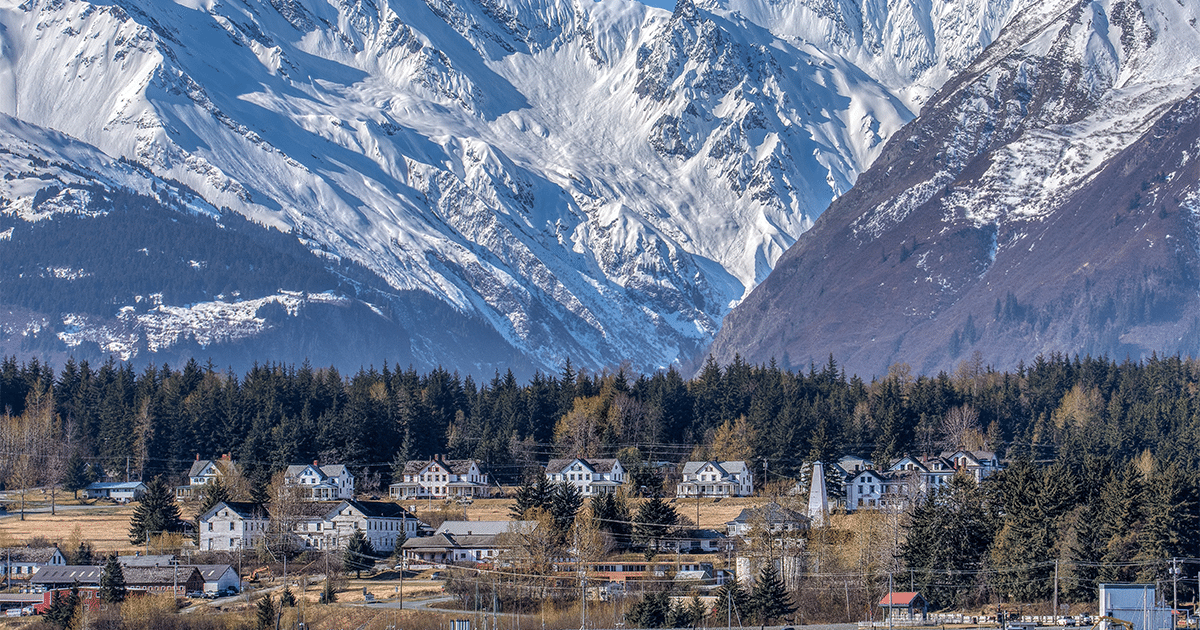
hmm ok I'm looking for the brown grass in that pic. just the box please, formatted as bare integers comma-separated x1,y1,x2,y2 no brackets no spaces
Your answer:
451,494,777,529
0,504,139,554
0,494,781,563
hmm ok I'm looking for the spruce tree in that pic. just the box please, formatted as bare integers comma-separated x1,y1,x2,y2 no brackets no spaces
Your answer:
687,596,707,628
61,453,94,500
128,475,182,545
344,529,376,578
280,587,297,607
509,473,552,519
44,584,80,629
549,481,583,535
714,579,751,625
255,594,276,630
100,554,127,604
319,579,338,603
633,495,678,558
666,600,691,628
750,563,795,624
591,493,631,547
626,591,670,628
70,541,94,565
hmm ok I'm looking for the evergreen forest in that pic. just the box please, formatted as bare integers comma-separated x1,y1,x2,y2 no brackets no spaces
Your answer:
3,351,1200,610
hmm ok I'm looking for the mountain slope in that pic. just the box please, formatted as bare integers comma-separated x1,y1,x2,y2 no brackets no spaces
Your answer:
0,0,1024,373
0,112,531,374
708,0,1200,378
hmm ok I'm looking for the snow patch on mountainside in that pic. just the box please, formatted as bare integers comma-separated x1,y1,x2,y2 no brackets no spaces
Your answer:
57,291,354,361
0,0,1031,372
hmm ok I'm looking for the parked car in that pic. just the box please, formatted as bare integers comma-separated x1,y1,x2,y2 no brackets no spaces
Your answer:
1058,617,1077,626
186,591,204,599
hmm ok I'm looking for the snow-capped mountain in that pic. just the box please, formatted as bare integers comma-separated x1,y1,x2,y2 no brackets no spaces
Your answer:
709,0,1200,378
0,0,1023,374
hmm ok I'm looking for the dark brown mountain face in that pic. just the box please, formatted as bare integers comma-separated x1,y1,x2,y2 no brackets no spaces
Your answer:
707,0,1200,378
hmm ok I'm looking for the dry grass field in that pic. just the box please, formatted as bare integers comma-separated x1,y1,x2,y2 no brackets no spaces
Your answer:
0,491,790,556
0,504,140,553
433,494,781,529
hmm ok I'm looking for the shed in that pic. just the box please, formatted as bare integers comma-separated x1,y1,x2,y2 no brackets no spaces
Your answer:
190,565,239,593
879,592,927,620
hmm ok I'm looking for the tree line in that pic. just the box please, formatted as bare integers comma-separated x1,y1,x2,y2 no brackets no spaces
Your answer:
3,351,1200,488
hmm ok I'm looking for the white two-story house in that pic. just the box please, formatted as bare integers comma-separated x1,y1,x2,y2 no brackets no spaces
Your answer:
675,461,754,497
198,501,269,551
843,451,1003,511
389,456,492,499
284,462,355,501
544,458,625,496
200,500,422,554
294,500,420,553
176,454,236,501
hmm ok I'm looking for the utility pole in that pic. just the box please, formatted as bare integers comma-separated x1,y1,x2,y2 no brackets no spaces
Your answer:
1053,560,1059,618
1172,558,1179,628
888,571,894,630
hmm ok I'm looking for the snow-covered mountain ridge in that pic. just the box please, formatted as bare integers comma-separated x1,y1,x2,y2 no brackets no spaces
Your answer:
0,0,1024,373
709,0,1200,378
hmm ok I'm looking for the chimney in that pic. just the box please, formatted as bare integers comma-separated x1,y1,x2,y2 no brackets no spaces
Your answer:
314,460,320,467
222,453,230,460
196,454,200,461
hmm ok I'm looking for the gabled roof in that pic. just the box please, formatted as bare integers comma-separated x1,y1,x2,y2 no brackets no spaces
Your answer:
83,482,146,490
286,464,325,480
849,469,883,481
122,566,201,585
401,533,455,550
436,521,533,537
2,547,63,563
30,565,194,586
940,450,996,466
200,501,267,522
320,464,351,478
188,459,218,477
119,554,176,567
889,457,929,473
838,455,874,469
681,461,749,476
920,456,956,472
327,500,415,520
879,592,923,606
31,566,101,584
188,565,237,581
545,458,620,474
402,458,481,475
726,502,809,526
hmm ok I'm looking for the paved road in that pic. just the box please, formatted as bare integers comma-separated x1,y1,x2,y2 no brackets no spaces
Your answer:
360,595,457,610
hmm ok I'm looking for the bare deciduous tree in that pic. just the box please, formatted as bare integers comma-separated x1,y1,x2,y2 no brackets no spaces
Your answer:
941,405,983,452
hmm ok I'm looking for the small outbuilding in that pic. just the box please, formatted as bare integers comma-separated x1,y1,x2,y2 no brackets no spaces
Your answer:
879,591,928,621
81,482,147,501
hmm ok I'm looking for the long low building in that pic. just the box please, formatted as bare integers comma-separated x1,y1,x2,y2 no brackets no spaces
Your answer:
401,520,534,564
32,565,204,596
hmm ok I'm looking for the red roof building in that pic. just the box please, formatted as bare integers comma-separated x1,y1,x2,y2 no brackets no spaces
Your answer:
879,592,927,620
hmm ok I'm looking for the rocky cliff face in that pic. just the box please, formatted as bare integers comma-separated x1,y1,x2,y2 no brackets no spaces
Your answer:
708,0,1200,378
0,0,1027,374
